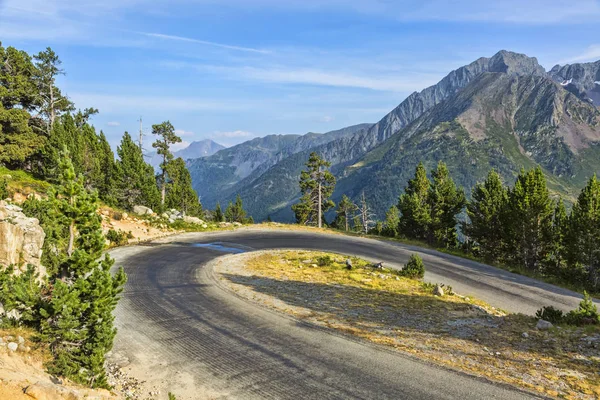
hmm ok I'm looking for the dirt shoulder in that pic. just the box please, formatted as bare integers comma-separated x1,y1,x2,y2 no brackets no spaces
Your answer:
214,250,600,400
0,328,119,399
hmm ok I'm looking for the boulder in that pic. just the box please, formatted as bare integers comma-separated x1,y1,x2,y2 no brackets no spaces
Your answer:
183,216,204,225
536,319,553,330
24,381,81,400
7,342,17,352
433,284,445,296
133,205,153,215
0,200,46,278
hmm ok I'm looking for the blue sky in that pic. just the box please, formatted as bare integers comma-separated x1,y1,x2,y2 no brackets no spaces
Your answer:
1,0,599,150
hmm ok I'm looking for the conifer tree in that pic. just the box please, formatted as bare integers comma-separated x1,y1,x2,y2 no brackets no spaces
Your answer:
384,205,400,237
33,47,73,133
504,167,554,271
567,175,600,288
214,202,224,222
291,152,336,227
0,44,45,168
428,161,466,247
334,195,357,232
165,157,202,216
464,169,508,261
398,162,431,240
38,149,126,388
115,132,160,211
151,121,181,206
224,195,248,223
545,198,569,276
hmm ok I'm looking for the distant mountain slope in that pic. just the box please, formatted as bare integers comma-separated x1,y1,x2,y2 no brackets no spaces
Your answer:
335,72,600,218
146,139,224,169
188,124,371,207
225,50,553,221
549,60,600,106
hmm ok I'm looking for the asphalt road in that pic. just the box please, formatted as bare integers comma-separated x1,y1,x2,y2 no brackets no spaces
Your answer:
109,227,583,399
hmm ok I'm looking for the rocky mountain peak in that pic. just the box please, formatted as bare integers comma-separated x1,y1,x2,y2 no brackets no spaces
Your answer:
487,50,546,76
549,60,600,106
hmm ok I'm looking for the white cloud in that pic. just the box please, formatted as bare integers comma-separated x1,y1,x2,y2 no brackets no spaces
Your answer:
68,92,251,113
560,44,600,64
172,63,440,93
174,129,194,136
213,130,253,138
171,140,190,152
136,32,270,54
106,121,121,127
319,115,335,122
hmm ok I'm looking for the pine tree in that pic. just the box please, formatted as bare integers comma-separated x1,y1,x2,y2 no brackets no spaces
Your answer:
151,121,181,206
165,157,202,216
428,161,466,247
96,131,117,205
334,195,357,232
33,47,73,134
38,149,126,388
546,198,569,277
398,162,431,240
0,43,45,168
568,175,600,288
224,195,248,223
504,167,554,271
464,170,508,261
115,132,160,211
291,152,336,227
384,205,400,237
214,202,224,222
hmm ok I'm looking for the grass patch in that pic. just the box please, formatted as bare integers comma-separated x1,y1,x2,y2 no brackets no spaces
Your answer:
223,250,600,399
0,167,51,197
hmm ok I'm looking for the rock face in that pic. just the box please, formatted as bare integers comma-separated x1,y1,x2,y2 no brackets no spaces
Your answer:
0,201,45,277
133,205,153,215
549,60,600,106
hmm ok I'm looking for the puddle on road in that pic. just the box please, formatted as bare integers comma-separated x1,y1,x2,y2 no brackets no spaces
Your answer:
190,242,247,254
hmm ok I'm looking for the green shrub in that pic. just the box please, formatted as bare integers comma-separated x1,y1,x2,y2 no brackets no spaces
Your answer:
565,292,599,325
0,178,9,200
106,229,129,246
0,265,42,327
168,393,177,400
535,306,564,324
401,254,425,279
112,211,122,221
316,255,333,267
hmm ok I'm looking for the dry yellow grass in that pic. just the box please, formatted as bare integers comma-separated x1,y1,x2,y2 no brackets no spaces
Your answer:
219,250,600,400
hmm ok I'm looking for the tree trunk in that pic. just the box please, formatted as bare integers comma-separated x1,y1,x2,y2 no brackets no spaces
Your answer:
161,154,166,206
318,181,322,228
67,220,75,257
345,210,349,231
50,84,55,132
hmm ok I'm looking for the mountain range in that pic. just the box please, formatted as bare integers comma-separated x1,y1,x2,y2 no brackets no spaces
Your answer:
186,50,600,222
145,139,225,169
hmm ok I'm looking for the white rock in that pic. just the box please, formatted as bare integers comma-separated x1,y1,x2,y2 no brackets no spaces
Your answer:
433,285,444,296
522,332,529,338
0,200,46,278
536,319,553,330
7,342,18,351
133,205,153,215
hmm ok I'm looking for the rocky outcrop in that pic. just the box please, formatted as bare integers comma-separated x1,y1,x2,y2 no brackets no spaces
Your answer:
132,205,153,216
0,201,45,277
549,60,600,106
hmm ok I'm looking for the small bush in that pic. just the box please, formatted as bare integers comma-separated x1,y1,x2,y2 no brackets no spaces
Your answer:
401,254,425,279
106,229,129,246
316,255,333,267
535,306,564,324
112,211,122,221
0,178,9,200
168,393,177,400
565,292,599,326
